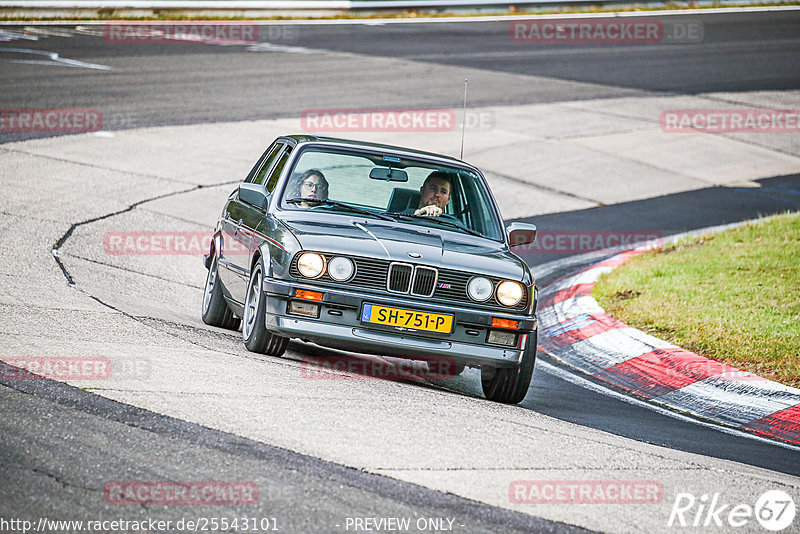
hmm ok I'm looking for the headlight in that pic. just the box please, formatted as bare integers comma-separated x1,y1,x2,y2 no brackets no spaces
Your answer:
467,276,493,302
327,256,355,281
297,252,325,278
496,280,524,307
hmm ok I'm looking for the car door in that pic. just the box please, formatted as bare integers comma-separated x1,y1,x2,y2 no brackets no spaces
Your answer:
218,142,286,306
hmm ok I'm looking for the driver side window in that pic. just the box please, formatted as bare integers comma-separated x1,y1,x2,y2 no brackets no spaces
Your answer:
265,146,292,193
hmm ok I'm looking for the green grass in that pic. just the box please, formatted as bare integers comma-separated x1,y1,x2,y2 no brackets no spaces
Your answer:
2,1,799,21
593,212,800,388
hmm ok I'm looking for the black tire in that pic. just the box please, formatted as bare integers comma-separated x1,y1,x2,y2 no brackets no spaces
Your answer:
481,331,537,404
202,254,241,331
242,258,288,356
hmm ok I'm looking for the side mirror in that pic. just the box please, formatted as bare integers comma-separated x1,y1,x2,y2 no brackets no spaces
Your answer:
506,222,537,248
238,183,269,211
370,167,408,182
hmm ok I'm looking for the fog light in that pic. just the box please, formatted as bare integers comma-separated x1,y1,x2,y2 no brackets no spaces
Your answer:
487,330,517,347
288,300,320,318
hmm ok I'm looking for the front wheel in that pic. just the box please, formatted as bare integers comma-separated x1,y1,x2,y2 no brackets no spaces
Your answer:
481,331,536,404
242,259,288,356
202,254,241,331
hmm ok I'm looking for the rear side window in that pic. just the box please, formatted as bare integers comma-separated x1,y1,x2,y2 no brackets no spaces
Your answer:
251,143,287,189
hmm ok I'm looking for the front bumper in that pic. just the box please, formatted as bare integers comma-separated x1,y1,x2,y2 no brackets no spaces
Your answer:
262,279,537,367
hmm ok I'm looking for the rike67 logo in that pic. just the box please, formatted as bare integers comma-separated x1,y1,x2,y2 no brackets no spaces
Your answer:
669,490,796,531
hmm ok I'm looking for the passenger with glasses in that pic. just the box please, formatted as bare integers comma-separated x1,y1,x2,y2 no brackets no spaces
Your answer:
288,169,329,208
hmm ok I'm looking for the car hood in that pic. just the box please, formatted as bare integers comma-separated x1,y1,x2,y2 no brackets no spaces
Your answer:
278,211,527,281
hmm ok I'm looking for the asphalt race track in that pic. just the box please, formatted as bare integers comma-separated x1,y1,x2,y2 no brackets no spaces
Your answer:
2,10,800,533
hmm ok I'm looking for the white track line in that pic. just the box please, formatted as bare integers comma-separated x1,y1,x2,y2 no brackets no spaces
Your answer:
0,47,111,69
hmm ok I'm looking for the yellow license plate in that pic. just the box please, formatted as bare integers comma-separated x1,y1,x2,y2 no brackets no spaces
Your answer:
361,303,453,333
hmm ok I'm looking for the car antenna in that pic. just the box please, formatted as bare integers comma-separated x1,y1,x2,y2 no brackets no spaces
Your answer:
459,78,468,160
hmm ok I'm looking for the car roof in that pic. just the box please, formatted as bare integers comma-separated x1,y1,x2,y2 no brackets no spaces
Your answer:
278,134,474,169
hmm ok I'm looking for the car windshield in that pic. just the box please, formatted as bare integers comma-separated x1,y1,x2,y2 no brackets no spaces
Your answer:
280,145,504,241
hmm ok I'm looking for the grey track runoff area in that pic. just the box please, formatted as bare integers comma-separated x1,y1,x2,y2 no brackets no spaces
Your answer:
2,13,800,534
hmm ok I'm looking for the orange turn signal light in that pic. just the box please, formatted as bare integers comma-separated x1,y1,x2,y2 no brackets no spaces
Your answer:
295,289,324,302
491,318,519,330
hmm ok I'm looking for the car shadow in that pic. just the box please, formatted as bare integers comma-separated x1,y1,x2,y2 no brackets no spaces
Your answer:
283,340,484,397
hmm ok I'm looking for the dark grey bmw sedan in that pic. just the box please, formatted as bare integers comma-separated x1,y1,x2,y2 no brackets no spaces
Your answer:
202,135,538,403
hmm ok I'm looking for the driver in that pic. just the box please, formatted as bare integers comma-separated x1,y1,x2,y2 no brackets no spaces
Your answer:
414,171,451,217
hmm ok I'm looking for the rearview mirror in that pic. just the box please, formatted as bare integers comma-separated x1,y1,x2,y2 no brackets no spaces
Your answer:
369,168,408,182
506,222,537,248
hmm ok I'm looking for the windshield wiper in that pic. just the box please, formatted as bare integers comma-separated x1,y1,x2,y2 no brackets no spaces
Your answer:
385,212,486,238
286,198,393,221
